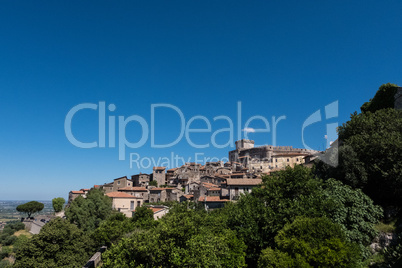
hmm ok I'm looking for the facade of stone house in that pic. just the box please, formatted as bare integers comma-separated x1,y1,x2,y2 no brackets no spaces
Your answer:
148,188,168,203
225,178,262,201
102,183,114,194
153,167,166,186
165,188,180,202
68,190,86,204
200,175,225,186
117,186,149,200
112,176,133,192
198,196,229,209
106,192,143,217
131,173,151,187
185,181,200,195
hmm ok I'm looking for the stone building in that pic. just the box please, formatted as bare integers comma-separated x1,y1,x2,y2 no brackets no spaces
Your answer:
68,190,86,204
131,173,151,187
106,192,143,217
224,178,262,201
229,139,318,173
117,186,148,200
153,167,166,186
148,187,168,203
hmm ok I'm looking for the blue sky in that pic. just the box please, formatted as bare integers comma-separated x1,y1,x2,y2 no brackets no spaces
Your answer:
0,1,401,200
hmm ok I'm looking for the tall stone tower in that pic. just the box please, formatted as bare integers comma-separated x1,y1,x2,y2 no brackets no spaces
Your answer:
235,139,255,150
152,167,166,186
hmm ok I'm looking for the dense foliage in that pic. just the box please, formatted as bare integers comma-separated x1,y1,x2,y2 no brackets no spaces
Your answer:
258,217,361,267
0,222,28,265
102,204,246,268
360,83,399,113
16,201,44,218
65,188,112,232
13,218,95,268
52,197,65,213
223,165,382,266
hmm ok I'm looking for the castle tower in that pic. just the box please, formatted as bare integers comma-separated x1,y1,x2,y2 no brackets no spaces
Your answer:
235,139,255,150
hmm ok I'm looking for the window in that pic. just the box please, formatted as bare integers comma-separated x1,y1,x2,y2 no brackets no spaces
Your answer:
287,158,289,162
297,158,299,162
130,201,134,210
276,159,278,162
117,181,120,185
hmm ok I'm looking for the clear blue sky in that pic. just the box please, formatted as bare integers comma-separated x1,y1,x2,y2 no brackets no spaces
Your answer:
0,1,401,200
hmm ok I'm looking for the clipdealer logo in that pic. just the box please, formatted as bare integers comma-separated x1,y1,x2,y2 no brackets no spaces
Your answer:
64,100,338,167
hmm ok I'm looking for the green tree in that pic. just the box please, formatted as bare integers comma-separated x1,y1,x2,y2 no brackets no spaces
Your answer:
131,205,156,228
225,165,382,266
259,217,361,268
360,83,399,113
102,203,246,267
258,248,295,268
16,201,44,218
14,218,95,268
316,108,402,211
52,197,65,213
65,188,112,232
149,180,157,187
92,212,134,247
0,259,12,268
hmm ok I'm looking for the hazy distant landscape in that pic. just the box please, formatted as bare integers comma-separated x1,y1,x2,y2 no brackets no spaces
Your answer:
0,201,54,222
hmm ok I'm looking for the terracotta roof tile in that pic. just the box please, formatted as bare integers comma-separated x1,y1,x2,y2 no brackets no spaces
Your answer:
71,190,85,194
207,187,221,191
153,167,166,170
149,207,164,213
149,187,176,191
118,187,147,191
198,196,229,202
226,178,262,186
106,192,139,198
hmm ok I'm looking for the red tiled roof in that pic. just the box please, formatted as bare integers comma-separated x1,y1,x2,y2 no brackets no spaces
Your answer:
106,192,139,198
118,187,147,191
150,207,164,213
183,194,194,199
201,182,219,188
226,178,262,186
207,187,221,191
149,187,176,191
153,167,166,170
198,196,229,202
71,190,85,194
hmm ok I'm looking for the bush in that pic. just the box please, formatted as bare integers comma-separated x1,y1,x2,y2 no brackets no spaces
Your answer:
0,259,11,268
259,217,362,267
0,247,11,259
3,235,17,246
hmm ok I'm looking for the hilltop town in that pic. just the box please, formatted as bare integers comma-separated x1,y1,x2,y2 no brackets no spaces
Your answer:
69,139,319,216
